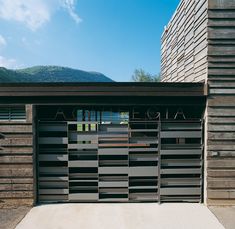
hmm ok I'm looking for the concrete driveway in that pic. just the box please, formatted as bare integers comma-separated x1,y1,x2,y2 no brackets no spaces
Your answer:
16,203,224,229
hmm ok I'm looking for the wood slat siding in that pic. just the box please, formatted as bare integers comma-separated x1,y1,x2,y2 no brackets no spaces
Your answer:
0,105,34,207
162,0,235,205
161,0,208,82
207,0,235,206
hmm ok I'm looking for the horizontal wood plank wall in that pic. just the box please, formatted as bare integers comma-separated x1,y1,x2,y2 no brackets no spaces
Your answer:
161,0,208,82
207,0,235,205
0,105,34,207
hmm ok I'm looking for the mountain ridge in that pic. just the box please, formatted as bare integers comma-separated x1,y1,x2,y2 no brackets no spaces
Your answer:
0,66,113,83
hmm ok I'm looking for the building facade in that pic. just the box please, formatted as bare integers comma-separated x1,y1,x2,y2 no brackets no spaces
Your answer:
0,83,206,206
0,0,235,207
161,0,235,205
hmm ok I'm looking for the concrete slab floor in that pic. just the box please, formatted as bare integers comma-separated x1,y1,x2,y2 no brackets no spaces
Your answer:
209,206,235,229
16,203,224,229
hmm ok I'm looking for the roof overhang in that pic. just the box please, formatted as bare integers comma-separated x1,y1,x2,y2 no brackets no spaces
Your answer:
0,82,207,105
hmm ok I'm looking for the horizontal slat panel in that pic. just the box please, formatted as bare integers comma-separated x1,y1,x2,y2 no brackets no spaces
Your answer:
208,159,235,168
39,189,68,195
0,191,33,198
161,178,201,186
0,184,33,191
161,168,201,175
161,149,201,155
208,0,235,9
129,167,158,176
208,169,235,177
38,177,68,181
68,161,98,167
38,123,67,132
161,159,201,167
39,195,68,201
39,167,68,174
99,181,128,187
68,144,98,149
129,193,158,201
0,124,32,133
69,193,98,200
161,187,201,195
39,154,68,161
208,190,235,199
0,138,32,146
98,167,128,174
98,148,128,155
208,132,235,140
0,168,33,177
161,131,201,138
161,122,201,130
208,151,235,157
39,137,68,144
0,155,32,164
208,178,235,188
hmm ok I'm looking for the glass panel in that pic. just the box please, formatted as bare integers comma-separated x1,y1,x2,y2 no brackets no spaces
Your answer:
77,123,83,131
101,111,112,124
90,110,96,122
120,111,129,124
76,108,129,125
77,110,83,122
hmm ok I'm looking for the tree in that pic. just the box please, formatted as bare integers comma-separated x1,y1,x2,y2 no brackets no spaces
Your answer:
131,69,160,82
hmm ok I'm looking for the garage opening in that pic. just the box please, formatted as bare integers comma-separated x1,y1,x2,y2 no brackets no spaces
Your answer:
36,105,204,203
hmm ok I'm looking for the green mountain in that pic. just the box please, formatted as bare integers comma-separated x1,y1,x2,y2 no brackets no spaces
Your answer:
0,66,114,83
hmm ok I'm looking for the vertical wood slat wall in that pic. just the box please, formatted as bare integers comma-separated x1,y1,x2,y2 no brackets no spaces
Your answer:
161,0,235,205
161,0,208,82
207,0,235,205
0,105,34,207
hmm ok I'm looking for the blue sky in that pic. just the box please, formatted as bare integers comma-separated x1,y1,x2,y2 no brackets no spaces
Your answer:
0,0,180,81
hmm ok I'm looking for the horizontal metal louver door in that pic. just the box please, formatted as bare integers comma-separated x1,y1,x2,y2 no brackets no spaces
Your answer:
98,123,129,202
37,108,203,204
68,122,99,201
38,121,69,203
160,120,203,203
128,120,159,202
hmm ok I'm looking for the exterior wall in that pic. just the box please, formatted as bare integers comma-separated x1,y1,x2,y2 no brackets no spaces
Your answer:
162,0,235,205
161,0,208,82
0,105,34,207
207,0,235,205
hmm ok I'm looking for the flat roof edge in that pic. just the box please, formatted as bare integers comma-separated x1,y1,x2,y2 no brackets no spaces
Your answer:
0,82,207,98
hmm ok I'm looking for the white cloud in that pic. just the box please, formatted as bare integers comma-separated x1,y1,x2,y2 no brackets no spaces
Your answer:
60,0,82,24
0,55,17,69
0,0,81,31
0,0,50,31
0,35,7,48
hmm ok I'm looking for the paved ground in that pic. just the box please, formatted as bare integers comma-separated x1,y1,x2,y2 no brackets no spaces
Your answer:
0,207,31,229
16,203,224,229
209,206,235,229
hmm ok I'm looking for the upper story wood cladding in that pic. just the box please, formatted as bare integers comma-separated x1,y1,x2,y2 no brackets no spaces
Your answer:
161,0,208,82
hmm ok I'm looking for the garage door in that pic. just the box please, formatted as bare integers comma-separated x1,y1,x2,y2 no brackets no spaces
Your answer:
37,107,203,203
